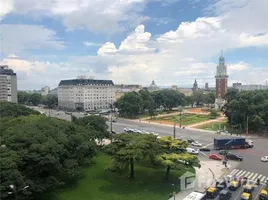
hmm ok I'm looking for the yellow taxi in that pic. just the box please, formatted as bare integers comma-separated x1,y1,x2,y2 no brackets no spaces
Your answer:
259,190,268,200
244,184,254,193
241,192,252,200
206,187,219,198
229,180,241,191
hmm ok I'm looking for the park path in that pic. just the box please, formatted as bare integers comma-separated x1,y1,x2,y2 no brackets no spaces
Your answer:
187,117,226,128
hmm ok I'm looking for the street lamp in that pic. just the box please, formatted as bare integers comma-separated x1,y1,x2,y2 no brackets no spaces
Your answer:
8,184,29,200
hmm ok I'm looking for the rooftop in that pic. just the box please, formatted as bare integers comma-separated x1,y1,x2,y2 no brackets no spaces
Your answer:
59,79,114,86
0,65,16,76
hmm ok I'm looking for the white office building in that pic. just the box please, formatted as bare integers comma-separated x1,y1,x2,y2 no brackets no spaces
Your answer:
58,78,115,111
0,65,18,103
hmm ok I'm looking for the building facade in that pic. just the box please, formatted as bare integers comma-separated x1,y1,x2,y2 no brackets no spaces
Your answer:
58,78,115,111
192,79,199,92
215,54,228,109
0,65,18,103
146,80,160,92
233,83,268,91
115,84,142,100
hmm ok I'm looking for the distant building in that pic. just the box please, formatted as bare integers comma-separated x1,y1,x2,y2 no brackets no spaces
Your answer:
234,84,268,91
192,79,199,92
205,83,209,90
114,84,142,100
41,86,50,96
58,78,115,111
233,82,242,88
215,53,228,110
147,80,160,92
0,65,18,103
171,85,178,90
177,88,193,96
48,88,58,97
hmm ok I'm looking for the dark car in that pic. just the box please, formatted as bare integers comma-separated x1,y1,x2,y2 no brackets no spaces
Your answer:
216,180,227,191
226,153,243,161
200,147,211,152
187,139,195,143
219,189,232,200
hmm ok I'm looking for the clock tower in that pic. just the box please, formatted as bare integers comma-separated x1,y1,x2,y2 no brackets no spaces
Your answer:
215,52,228,109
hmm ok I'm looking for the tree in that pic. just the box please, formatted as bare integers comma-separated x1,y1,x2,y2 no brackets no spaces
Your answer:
210,109,219,119
224,88,239,103
41,95,58,108
139,90,156,117
114,92,143,118
158,136,188,153
18,91,29,104
105,133,160,179
185,95,195,108
224,90,268,133
73,115,111,141
192,91,204,107
204,92,216,108
155,153,200,180
0,115,97,200
0,102,40,118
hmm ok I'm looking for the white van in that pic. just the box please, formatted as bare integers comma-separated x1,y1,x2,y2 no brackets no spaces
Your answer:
186,148,199,155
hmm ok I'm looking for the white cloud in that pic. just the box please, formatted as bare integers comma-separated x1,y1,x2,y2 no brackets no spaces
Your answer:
0,0,14,20
97,42,118,56
83,42,103,47
0,0,149,34
240,33,268,47
0,24,64,55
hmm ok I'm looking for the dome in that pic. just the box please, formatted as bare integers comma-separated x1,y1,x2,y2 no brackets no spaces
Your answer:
148,80,159,91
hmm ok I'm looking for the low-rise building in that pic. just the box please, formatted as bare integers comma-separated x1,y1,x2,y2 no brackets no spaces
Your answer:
115,84,142,100
58,78,115,111
0,65,18,103
233,84,268,91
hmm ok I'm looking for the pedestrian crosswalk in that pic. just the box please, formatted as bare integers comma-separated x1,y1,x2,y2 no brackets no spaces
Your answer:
230,169,268,184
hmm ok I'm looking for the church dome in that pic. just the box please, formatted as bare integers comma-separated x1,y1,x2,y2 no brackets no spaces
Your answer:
148,80,159,91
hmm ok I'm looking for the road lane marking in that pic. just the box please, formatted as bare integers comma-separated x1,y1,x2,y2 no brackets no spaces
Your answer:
260,176,266,182
204,142,213,147
248,173,256,179
230,169,239,175
244,171,251,176
236,170,245,176
240,171,247,176
251,173,259,181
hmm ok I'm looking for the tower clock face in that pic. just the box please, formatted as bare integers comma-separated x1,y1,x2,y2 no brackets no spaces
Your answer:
218,66,224,73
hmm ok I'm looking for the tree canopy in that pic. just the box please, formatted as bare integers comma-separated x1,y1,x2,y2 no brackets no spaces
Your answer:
18,91,58,108
0,101,40,118
105,134,199,180
115,90,186,118
0,115,97,200
224,90,268,133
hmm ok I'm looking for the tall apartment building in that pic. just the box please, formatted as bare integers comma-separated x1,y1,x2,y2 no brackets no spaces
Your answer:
0,65,18,103
58,78,115,111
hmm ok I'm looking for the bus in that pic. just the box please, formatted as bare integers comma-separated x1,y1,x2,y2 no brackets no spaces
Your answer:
183,191,206,200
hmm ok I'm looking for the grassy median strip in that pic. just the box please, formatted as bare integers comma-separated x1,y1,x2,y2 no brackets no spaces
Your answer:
55,154,193,200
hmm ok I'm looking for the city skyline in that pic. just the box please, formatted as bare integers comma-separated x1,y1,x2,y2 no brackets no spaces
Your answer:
0,0,267,90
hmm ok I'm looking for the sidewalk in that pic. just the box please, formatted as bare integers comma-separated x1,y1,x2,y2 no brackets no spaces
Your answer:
168,160,238,200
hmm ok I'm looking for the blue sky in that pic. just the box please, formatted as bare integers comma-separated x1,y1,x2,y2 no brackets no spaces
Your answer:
0,0,267,90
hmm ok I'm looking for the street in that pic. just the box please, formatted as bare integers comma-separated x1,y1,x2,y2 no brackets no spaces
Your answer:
32,107,268,200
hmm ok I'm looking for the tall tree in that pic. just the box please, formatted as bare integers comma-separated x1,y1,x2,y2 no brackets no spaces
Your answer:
0,102,40,118
0,115,96,200
41,95,58,108
114,92,143,118
155,153,200,180
105,133,160,179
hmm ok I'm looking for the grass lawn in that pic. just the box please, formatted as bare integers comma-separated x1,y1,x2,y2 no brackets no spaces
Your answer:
140,110,179,119
197,121,242,135
151,113,212,126
55,154,194,200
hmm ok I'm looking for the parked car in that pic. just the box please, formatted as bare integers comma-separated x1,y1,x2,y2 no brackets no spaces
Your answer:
191,141,202,147
261,156,268,162
219,189,232,200
226,153,243,161
199,146,211,152
186,148,199,155
209,154,223,160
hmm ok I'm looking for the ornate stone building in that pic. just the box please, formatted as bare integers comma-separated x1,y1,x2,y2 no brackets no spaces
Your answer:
215,53,228,109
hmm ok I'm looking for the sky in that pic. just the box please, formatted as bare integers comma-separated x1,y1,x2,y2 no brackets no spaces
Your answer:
0,0,267,90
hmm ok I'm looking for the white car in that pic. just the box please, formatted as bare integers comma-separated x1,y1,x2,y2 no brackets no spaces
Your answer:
124,128,129,132
186,148,199,155
191,141,202,147
261,156,268,162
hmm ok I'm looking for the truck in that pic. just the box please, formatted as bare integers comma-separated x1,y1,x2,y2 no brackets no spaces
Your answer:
213,138,251,150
